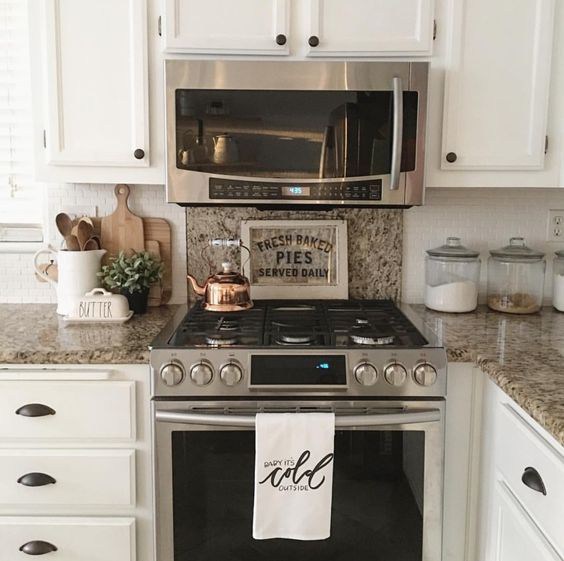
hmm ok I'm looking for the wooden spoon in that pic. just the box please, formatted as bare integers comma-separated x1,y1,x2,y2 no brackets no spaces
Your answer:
77,220,94,250
65,234,81,251
82,238,99,251
55,213,73,238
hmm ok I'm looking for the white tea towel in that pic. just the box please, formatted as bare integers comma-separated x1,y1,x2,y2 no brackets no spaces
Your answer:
253,412,335,540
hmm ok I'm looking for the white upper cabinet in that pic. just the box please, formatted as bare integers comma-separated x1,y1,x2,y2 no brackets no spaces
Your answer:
30,0,164,184
163,0,290,55
441,0,555,172
306,0,434,57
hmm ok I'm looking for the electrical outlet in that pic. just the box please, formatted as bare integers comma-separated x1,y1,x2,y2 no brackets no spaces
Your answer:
547,210,564,241
61,206,97,220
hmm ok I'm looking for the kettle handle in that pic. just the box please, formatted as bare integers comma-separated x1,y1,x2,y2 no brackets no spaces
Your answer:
33,246,58,285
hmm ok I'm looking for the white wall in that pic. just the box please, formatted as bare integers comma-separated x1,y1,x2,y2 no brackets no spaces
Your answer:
403,188,564,303
0,184,187,304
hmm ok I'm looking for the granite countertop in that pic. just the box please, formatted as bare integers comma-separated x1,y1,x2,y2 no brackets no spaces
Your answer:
410,304,564,447
0,304,177,364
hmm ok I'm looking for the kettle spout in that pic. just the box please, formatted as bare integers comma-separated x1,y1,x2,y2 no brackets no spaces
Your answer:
187,274,206,296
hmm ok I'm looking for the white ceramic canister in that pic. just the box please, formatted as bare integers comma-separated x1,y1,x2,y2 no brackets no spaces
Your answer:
34,246,106,315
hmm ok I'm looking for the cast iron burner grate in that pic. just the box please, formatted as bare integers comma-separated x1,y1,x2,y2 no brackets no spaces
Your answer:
167,300,427,348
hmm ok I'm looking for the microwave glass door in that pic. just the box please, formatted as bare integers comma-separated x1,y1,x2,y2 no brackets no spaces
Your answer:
175,90,418,179
170,429,425,561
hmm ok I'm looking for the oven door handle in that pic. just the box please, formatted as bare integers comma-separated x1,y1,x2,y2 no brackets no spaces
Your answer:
155,408,441,428
390,76,403,190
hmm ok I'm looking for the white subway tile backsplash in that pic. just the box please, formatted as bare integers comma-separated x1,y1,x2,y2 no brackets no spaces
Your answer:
402,188,564,304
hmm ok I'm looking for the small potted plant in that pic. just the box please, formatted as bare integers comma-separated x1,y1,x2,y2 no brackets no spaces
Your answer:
98,251,163,314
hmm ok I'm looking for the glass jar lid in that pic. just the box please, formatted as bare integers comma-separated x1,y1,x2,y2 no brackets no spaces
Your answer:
490,237,544,260
426,237,480,259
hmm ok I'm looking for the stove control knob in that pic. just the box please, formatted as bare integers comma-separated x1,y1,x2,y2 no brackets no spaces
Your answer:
384,363,407,386
160,362,185,386
220,362,243,387
190,362,213,386
354,362,378,386
414,363,437,386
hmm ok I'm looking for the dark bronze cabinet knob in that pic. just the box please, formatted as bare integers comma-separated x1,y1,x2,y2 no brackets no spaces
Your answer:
134,149,145,159
521,466,547,495
15,404,56,417
308,35,320,47
276,34,287,46
18,473,57,487
19,541,58,555
446,152,457,163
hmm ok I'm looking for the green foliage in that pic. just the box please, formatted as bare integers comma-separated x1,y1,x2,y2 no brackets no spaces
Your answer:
98,251,163,295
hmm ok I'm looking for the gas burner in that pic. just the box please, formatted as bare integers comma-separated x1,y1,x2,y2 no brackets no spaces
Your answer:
349,333,395,346
205,332,238,346
272,305,316,311
275,333,316,346
216,318,239,331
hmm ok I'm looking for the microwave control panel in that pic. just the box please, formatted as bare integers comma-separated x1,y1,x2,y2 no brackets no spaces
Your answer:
209,178,382,201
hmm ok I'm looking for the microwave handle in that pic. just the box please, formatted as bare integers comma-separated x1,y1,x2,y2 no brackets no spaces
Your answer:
390,76,403,190
155,408,440,428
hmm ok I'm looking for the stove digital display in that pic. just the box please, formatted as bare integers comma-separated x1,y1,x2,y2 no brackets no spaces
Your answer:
250,355,347,386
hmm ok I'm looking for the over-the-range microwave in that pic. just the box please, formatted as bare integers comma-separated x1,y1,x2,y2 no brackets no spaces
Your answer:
165,60,429,207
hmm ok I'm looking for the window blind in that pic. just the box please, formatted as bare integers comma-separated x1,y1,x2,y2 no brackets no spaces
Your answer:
0,0,43,242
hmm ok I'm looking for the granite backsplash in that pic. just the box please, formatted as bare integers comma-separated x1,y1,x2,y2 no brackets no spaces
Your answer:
186,207,403,301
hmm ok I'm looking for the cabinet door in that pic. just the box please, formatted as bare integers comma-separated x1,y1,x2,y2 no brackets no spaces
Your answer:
487,480,562,561
441,0,555,170
37,0,149,170
307,0,434,56
163,0,290,55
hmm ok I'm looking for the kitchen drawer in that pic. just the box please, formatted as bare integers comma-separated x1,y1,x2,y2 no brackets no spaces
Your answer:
496,401,564,554
0,516,135,561
0,381,135,441
0,449,135,508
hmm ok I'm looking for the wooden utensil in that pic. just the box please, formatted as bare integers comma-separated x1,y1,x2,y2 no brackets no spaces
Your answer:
145,240,162,307
82,238,99,251
77,220,94,250
100,184,145,260
55,213,73,238
143,217,172,304
65,234,81,251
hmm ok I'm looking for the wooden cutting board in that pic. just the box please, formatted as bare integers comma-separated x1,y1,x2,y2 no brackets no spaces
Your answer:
146,240,162,307
100,184,145,259
143,217,172,304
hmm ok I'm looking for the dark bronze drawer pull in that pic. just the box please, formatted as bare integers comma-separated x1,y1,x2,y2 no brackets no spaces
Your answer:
17,473,57,487
19,541,58,555
15,404,56,417
521,466,547,495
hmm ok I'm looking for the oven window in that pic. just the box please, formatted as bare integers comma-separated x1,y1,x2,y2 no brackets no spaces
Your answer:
175,90,418,178
172,430,425,561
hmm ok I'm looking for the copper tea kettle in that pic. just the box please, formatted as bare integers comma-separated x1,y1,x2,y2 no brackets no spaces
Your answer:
187,261,253,312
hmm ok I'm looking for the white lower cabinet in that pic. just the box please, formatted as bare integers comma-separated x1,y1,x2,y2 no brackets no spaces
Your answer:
0,365,153,561
0,516,135,561
488,480,562,561
475,377,564,561
0,449,135,507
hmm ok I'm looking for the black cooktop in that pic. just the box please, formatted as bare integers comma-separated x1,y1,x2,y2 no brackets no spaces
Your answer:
167,300,427,349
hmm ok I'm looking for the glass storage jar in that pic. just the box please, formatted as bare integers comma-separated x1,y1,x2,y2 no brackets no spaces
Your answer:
425,237,481,313
552,250,564,311
487,237,545,314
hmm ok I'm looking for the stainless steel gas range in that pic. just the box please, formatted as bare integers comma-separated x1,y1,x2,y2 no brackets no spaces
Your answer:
150,300,447,561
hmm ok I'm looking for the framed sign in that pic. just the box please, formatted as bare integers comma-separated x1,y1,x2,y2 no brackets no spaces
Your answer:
241,220,348,299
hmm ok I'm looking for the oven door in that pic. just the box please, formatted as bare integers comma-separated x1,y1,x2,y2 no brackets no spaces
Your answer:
153,400,444,561
165,60,428,207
